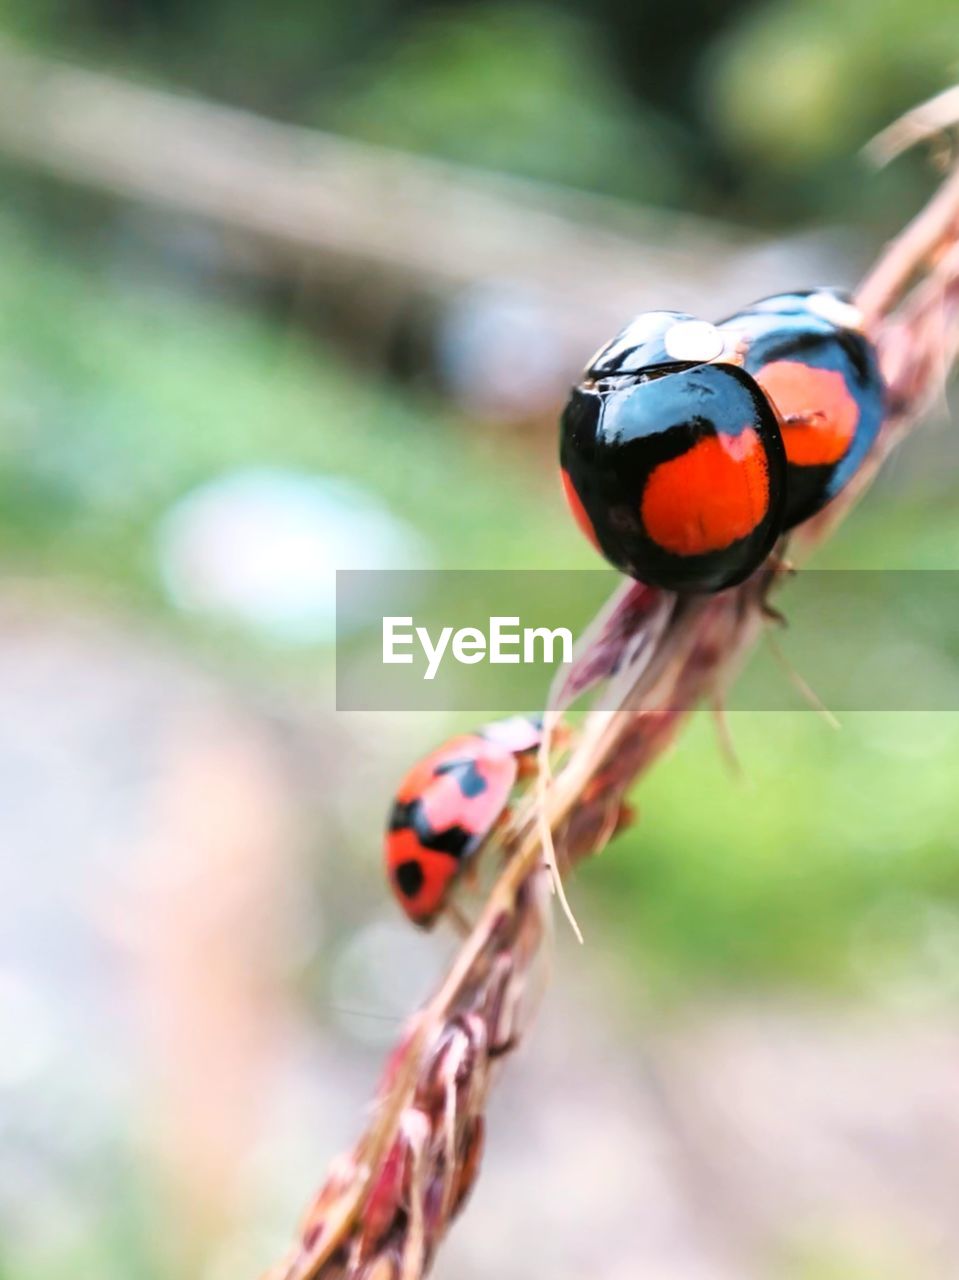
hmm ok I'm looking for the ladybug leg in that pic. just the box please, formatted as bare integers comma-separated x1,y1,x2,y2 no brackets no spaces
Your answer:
488,1035,519,1060
596,788,638,853
762,603,788,627
711,694,744,780
756,548,836,723
542,717,573,756
758,550,795,627
768,548,797,579
759,597,788,628
494,802,537,852
765,631,840,729
572,788,636,860
490,804,515,847
515,754,539,780
462,857,481,887
614,800,636,833
446,902,474,938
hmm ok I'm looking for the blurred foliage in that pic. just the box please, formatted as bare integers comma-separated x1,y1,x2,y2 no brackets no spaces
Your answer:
0,0,956,225
325,6,689,206
595,710,959,998
707,0,959,221
0,211,586,600
710,0,959,166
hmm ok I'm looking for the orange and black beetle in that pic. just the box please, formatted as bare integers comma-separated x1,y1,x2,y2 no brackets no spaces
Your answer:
560,311,788,593
384,715,543,927
718,290,885,529
560,296,885,592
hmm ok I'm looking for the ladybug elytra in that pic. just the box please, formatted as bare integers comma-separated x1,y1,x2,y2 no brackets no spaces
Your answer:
385,715,544,927
560,293,885,593
561,312,788,593
718,290,885,529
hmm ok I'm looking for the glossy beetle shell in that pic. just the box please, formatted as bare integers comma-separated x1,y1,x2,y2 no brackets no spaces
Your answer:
384,716,542,927
586,310,699,378
561,353,788,593
718,291,885,528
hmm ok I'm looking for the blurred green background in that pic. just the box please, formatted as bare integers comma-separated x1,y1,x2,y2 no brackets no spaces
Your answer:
2,4,959,1280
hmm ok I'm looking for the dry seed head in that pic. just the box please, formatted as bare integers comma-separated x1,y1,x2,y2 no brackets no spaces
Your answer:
267,140,959,1280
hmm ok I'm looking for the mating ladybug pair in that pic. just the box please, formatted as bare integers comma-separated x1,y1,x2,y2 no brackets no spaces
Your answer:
561,290,886,592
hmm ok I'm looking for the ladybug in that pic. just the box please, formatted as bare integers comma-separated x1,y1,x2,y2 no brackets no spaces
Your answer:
560,296,885,593
560,311,788,593
717,290,885,528
385,715,545,927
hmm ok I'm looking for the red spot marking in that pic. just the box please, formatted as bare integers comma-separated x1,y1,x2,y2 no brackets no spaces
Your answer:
756,361,858,467
641,428,770,556
561,468,602,552
385,830,459,923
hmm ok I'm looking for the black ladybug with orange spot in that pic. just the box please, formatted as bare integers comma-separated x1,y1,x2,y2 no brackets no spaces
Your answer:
560,292,885,593
719,290,885,529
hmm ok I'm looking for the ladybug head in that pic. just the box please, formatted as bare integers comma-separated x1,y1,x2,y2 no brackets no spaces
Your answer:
586,311,736,380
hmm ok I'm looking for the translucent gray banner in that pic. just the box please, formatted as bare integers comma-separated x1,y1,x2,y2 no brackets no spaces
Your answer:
335,570,959,712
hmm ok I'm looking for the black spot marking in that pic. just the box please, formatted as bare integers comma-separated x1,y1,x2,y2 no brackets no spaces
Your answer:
418,820,473,859
394,859,425,900
389,796,475,860
388,799,415,832
433,757,488,798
